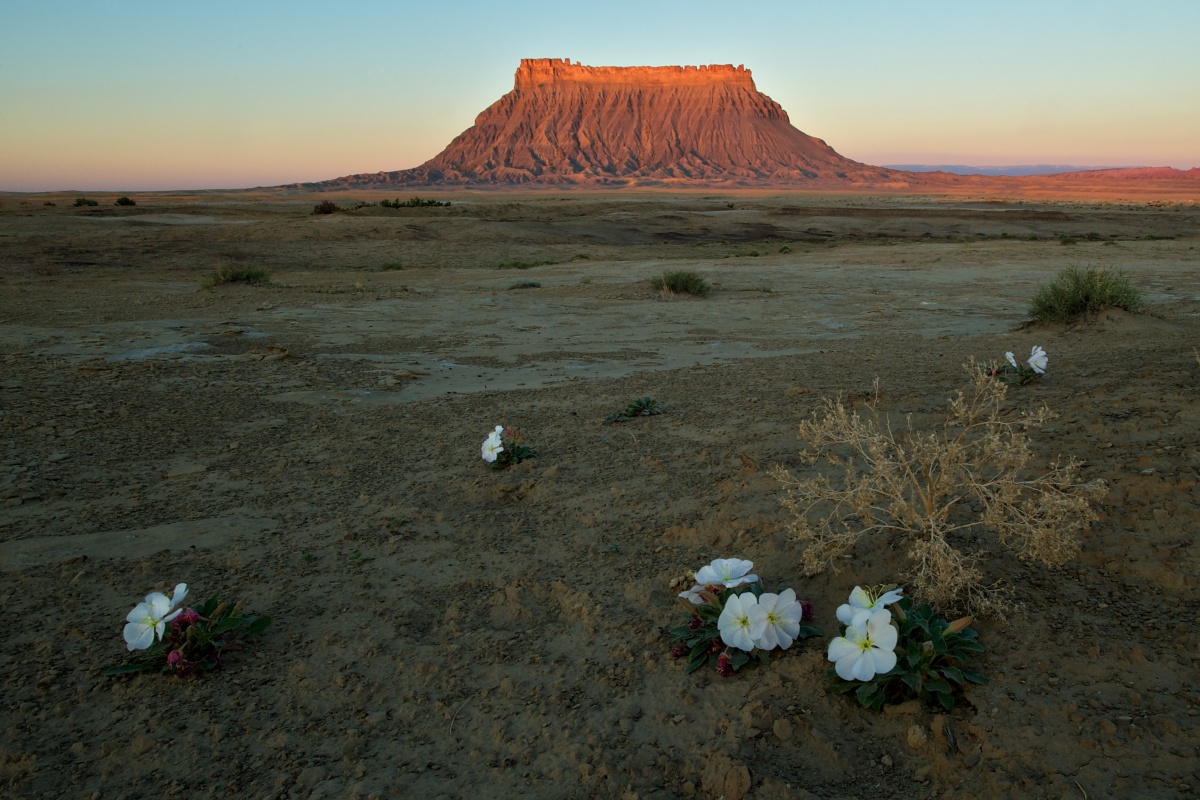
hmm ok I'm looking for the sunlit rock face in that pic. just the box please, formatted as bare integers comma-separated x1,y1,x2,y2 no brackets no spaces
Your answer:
311,58,903,188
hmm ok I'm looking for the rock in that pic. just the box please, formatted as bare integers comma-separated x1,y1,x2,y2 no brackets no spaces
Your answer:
772,718,794,742
907,724,928,750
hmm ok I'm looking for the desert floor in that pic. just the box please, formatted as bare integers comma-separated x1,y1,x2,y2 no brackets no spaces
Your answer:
1,193,1199,799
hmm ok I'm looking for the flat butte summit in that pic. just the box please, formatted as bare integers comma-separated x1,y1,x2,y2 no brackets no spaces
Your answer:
303,58,1200,193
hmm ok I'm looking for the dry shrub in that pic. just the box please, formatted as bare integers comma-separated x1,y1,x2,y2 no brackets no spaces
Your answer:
772,363,1107,616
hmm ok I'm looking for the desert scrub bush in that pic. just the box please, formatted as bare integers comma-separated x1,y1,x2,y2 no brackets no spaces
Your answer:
201,266,270,289
496,259,553,270
508,280,541,290
772,365,1106,615
1029,265,1143,323
312,200,340,215
73,197,99,207
377,261,404,271
380,196,450,208
651,270,711,297
114,196,136,206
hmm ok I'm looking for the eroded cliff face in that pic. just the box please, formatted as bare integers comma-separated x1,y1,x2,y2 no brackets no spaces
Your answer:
315,58,902,188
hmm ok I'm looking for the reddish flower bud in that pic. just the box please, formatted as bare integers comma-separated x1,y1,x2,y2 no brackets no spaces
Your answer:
716,653,735,677
671,645,688,659
799,599,814,622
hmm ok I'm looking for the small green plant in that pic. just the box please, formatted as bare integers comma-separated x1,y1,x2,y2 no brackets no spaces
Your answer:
105,584,270,677
651,270,711,297
508,280,541,290
827,595,984,711
605,396,662,423
43,201,56,207
482,425,536,468
201,266,270,289
779,244,792,253
377,261,404,271
115,196,136,206
312,200,340,215
1029,265,1143,323
73,197,99,207
670,558,819,678
1059,235,1077,246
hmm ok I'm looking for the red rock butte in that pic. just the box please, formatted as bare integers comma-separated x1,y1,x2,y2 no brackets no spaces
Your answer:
308,57,900,189
303,58,1199,194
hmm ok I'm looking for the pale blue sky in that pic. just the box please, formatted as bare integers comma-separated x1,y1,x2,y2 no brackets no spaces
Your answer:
1,1,1197,190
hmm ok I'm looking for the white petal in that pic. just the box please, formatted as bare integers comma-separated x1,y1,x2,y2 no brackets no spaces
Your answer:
834,652,861,680
170,583,189,609
835,603,857,625
850,653,878,681
876,588,904,607
827,636,859,663
866,647,897,675
847,586,872,609
124,622,154,651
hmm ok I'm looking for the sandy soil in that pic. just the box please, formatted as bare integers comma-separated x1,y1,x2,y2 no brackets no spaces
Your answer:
1,194,1199,799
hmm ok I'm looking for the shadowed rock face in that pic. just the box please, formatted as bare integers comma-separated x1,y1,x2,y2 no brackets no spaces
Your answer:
311,58,903,189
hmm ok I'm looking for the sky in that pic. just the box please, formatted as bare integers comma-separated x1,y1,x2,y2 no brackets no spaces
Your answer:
1,1,1197,191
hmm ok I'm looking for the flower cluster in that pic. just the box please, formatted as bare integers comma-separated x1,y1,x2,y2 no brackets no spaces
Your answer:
481,424,536,468
106,584,271,678
990,344,1048,385
826,585,985,710
670,558,819,677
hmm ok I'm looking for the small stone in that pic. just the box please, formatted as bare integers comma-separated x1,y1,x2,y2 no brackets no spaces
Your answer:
772,719,794,742
907,724,928,749
880,754,894,767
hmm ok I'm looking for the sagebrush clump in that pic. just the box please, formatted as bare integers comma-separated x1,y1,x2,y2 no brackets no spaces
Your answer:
773,364,1106,615
1029,265,1143,323
652,270,711,297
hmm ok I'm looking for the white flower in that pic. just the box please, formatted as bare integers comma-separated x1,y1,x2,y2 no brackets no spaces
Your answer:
1028,345,1048,374
123,592,184,651
836,585,904,627
827,609,899,681
694,558,759,589
1005,351,1017,368
678,584,709,604
718,592,764,651
482,431,504,463
753,588,804,650
167,583,188,611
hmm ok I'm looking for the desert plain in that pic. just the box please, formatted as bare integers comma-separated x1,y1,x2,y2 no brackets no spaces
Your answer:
1,191,1199,799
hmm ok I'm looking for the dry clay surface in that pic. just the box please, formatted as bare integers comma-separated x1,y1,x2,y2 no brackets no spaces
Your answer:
1,195,1200,799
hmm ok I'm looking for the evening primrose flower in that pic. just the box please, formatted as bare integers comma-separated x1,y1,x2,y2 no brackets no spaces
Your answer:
678,584,710,605
753,588,804,650
123,592,184,651
694,558,759,589
836,585,904,627
827,609,899,681
1028,345,1048,374
718,592,765,652
481,431,504,463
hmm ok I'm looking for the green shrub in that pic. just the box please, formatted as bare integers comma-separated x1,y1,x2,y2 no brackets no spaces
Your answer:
377,261,404,271
115,196,136,206
312,201,339,215
380,197,450,208
201,266,271,289
1029,266,1143,323
652,270,711,297
508,280,541,290
73,198,99,207
496,259,552,270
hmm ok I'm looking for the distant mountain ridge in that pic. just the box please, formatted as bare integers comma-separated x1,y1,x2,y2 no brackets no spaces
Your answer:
885,164,1140,177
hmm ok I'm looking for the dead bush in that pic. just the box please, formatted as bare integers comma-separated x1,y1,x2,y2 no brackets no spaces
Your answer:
772,363,1106,616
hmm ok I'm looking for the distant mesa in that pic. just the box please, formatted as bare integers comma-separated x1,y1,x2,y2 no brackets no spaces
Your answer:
299,58,1199,192
303,58,902,190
